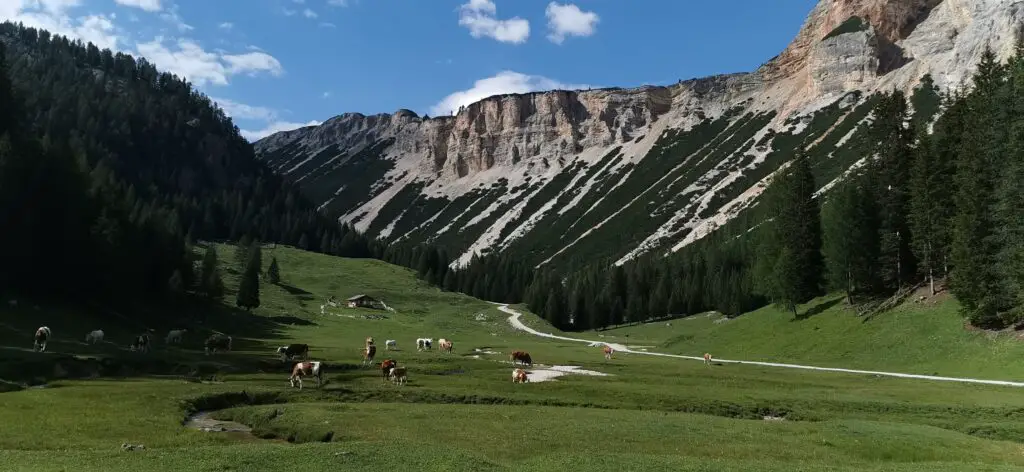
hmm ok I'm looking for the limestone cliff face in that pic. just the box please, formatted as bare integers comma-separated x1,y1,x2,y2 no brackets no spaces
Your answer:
254,0,1024,268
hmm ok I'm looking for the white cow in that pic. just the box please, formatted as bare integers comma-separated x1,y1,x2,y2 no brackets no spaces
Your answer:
85,330,104,344
416,338,433,351
33,326,51,352
439,338,453,353
388,367,408,386
166,329,187,344
290,361,323,389
385,339,397,350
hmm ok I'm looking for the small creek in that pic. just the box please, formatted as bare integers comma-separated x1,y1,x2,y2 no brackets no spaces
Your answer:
184,411,254,436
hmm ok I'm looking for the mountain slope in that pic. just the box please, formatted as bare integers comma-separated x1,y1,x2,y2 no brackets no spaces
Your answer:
255,0,1021,272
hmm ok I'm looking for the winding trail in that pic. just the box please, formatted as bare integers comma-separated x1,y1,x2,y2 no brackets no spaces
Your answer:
498,304,1024,388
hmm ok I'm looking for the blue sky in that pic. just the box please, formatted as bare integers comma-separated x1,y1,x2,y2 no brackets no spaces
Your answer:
1,0,817,141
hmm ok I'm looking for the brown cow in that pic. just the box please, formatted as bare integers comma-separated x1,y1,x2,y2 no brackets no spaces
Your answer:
389,366,408,386
439,338,453,353
704,353,712,366
290,361,323,389
362,344,377,366
380,359,396,381
512,368,529,383
510,350,532,366
602,345,613,360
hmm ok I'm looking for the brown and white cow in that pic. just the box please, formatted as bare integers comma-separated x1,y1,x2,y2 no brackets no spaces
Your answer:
704,353,712,366
380,359,397,381
388,366,408,386
602,345,613,360
510,350,532,366
439,338,453,354
290,361,323,389
362,343,377,366
33,326,51,352
512,368,528,383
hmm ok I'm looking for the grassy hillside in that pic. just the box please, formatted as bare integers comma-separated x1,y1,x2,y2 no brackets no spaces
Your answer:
599,291,1024,380
4,247,1024,471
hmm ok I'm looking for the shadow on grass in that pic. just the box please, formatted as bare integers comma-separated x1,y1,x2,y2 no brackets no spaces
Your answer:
278,284,314,297
792,298,843,322
266,315,317,326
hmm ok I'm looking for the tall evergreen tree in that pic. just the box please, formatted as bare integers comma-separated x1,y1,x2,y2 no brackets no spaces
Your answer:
996,40,1024,319
822,173,880,303
871,91,917,291
236,243,262,311
267,256,281,285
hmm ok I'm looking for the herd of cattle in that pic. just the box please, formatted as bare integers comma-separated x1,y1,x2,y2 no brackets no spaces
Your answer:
31,326,233,356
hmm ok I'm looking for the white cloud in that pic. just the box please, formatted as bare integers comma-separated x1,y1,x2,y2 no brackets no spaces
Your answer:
114,0,162,12
322,91,332,99
240,120,321,141
319,22,336,28
218,22,233,30
1,1,121,52
211,97,278,121
136,37,283,86
159,4,192,31
430,70,590,116
545,2,598,44
327,0,348,6
458,0,529,44
292,0,304,3
283,8,296,16
302,8,317,18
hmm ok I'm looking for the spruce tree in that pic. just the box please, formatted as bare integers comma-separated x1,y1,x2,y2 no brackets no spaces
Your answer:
267,256,281,285
996,42,1024,318
236,244,262,311
871,91,916,291
823,173,880,303
908,132,952,296
763,153,824,316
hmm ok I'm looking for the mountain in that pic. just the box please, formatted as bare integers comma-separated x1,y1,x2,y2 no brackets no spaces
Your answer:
254,0,1022,274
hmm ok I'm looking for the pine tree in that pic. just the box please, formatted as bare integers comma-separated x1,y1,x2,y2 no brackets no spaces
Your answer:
996,41,1024,319
762,153,824,316
267,256,281,285
822,173,880,303
199,245,220,297
909,132,952,296
871,91,917,291
236,244,262,310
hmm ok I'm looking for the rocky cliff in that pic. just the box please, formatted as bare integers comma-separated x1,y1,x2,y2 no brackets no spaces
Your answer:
254,0,1023,271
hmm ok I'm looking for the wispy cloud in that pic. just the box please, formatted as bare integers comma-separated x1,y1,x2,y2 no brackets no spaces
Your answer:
240,120,321,141
302,8,317,19
430,70,590,116
319,22,336,28
136,37,283,86
218,21,233,30
114,0,162,12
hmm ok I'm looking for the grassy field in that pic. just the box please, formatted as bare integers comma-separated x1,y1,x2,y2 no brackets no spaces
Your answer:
3,245,1024,471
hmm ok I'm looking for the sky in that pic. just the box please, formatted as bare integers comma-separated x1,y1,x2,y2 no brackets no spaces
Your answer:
1,0,818,141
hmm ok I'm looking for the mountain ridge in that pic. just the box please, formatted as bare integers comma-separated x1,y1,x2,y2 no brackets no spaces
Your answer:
254,0,1021,271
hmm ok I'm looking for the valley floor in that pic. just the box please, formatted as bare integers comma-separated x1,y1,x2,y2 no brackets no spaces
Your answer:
3,246,1024,471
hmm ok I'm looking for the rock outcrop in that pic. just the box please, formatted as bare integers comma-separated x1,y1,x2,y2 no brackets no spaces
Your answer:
255,0,1024,269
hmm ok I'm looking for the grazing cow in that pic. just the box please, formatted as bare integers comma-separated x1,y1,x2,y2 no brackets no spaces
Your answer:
380,359,396,381
33,326,51,352
320,304,326,315
290,361,323,389
602,345,613,360
276,343,310,362
130,334,151,353
416,338,433,351
385,339,397,351
85,329,105,344
388,366,408,386
165,329,187,344
439,338,453,354
510,350,532,366
704,353,712,366
204,334,232,355
362,344,377,366
365,337,375,346
512,368,529,383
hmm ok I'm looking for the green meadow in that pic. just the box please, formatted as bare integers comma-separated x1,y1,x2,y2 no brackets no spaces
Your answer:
2,244,1024,471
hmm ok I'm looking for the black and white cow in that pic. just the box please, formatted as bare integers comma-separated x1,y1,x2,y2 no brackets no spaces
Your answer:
204,334,232,355
276,343,310,362
130,334,151,353
33,326,51,352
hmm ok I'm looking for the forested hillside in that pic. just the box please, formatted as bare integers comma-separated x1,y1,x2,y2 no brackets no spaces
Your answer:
0,23,387,309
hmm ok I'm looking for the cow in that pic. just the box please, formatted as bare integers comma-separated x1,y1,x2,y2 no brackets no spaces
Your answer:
85,329,104,344
33,326,51,352
165,329,187,344
704,353,712,366
204,334,232,355
380,359,397,381
416,338,432,351
385,339,397,351
388,366,408,386
130,334,151,353
510,350,532,366
439,338,453,354
290,361,323,389
365,337,375,346
512,368,529,383
277,343,310,362
602,345,613,360
362,344,377,366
